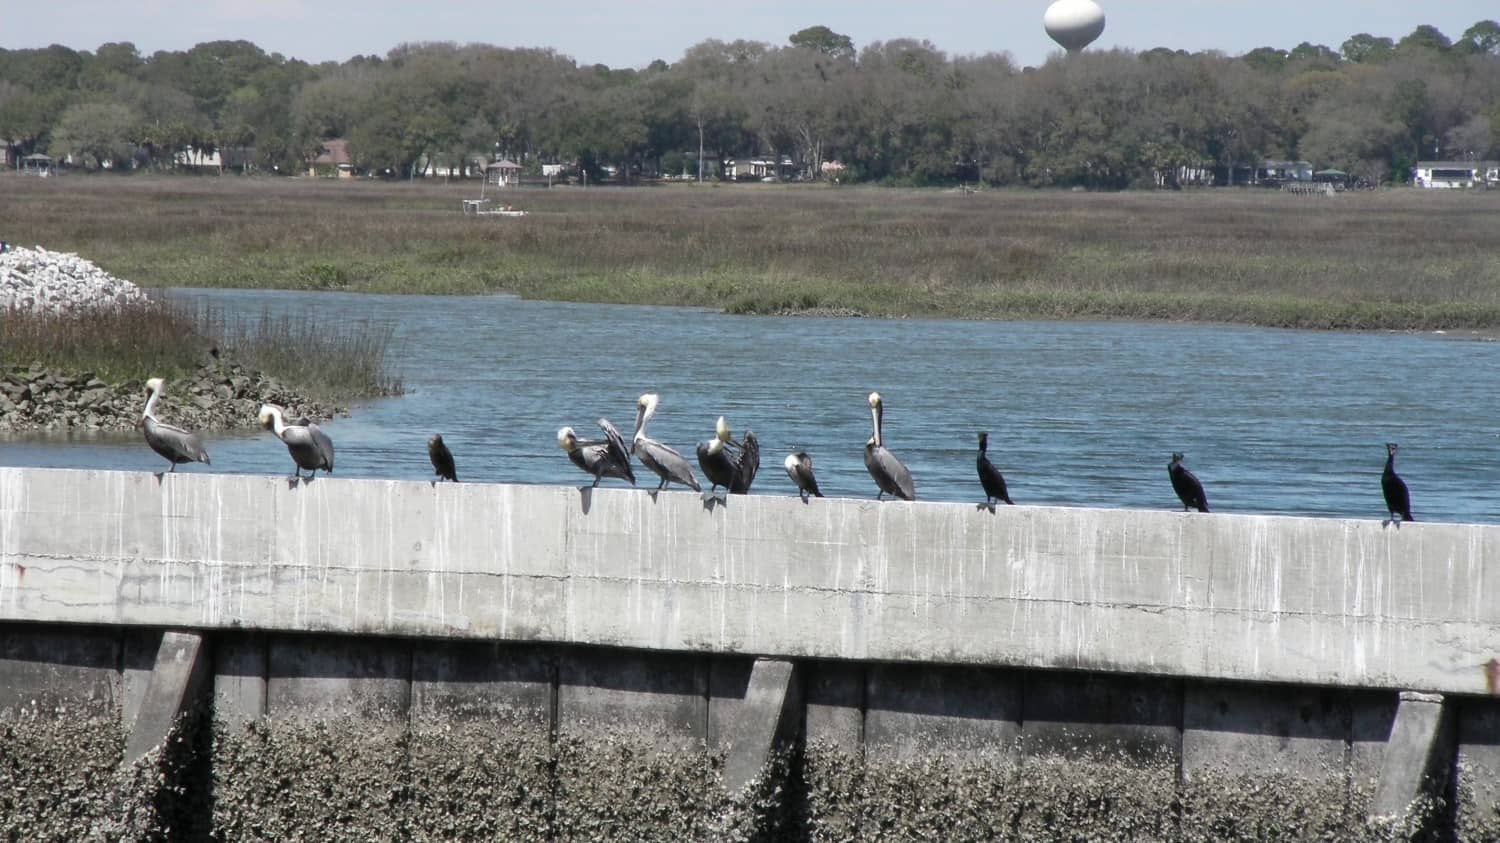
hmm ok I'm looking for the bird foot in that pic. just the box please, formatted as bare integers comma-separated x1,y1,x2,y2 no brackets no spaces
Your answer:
977,502,996,513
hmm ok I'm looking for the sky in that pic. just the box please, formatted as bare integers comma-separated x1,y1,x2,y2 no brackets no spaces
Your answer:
1,1,1495,69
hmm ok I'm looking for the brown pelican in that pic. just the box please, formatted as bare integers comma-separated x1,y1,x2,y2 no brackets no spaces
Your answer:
1382,442,1413,523
259,404,334,479
428,434,457,482
632,393,700,492
864,392,915,501
977,432,1013,506
1168,452,1208,513
558,418,635,487
139,377,210,472
783,452,823,502
696,416,737,500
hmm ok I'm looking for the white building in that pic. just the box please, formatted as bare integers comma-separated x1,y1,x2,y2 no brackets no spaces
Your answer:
1413,161,1499,189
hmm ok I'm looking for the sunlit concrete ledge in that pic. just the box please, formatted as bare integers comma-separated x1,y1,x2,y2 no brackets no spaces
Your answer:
0,466,1495,695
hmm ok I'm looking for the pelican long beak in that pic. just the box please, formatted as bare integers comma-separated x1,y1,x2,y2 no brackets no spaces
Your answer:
633,403,647,440
870,403,883,448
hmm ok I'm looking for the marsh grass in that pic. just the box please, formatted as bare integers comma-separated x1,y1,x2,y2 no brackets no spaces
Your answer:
0,299,401,398
0,301,205,382
196,305,403,399
5,175,1500,329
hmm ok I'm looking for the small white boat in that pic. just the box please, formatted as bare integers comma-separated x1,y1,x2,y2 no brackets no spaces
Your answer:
462,199,528,217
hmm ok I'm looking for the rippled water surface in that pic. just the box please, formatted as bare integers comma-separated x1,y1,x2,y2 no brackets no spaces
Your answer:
4,288,1498,524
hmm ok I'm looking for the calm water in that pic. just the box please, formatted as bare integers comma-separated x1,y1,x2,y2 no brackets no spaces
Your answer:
3,288,1498,523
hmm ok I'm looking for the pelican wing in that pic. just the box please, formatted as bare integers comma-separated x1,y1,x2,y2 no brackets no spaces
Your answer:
281,424,333,473
144,417,210,465
636,437,701,491
596,418,636,485
729,431,760,494
865,444,915,501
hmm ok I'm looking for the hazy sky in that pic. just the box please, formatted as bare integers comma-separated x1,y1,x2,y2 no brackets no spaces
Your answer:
2,1,1495,68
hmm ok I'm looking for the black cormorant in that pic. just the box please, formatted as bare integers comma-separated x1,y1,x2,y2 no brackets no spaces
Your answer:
977,432,1013,506
428,434,457,482
1382,442,1414,523
1168,452,1208,513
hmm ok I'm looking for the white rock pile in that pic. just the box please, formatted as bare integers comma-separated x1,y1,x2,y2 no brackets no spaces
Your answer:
0,245,148,314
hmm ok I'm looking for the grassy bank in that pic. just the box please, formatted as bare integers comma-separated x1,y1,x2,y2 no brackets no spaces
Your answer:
0,300,401,399
4,175,1499,329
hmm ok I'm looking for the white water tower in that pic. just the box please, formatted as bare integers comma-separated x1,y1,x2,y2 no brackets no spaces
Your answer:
1044,0,1106,53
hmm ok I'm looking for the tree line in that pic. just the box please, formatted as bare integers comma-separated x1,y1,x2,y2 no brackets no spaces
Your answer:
1,20,1497,188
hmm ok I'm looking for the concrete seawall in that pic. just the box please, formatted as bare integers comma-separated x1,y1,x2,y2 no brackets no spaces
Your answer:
2,467,1498,840
2,467,1497,693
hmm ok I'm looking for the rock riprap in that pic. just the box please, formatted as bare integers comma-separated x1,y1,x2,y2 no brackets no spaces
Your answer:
0,356,345,433
1,245,148,313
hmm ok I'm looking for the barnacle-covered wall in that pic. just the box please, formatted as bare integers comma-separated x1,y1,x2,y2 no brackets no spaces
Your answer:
4,626,1498,841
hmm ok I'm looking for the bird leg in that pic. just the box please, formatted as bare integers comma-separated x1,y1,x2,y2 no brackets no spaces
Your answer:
591,474,602,489
169,463,177,473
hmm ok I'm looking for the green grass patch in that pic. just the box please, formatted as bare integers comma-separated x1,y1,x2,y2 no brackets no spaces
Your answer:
1,300,402,399
5,175,1500,330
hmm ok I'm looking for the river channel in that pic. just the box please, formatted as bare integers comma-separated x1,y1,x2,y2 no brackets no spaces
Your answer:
3,288,1498,524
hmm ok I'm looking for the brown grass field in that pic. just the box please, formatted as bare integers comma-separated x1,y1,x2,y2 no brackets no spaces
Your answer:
4,173,1499,330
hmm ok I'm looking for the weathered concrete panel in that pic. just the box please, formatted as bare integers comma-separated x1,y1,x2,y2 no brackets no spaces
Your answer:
1455,698,1500,839
410,640,552,723
266,635,411,721
1350,688,1402,818
213,633,266,726
804,660,864,753
556,646,705,744
4,467,1499,696
865,662,1020,761
0,624,118,716
1022,671,1182,763
1183,681,1351,779
119,628,159,732
1181,680,1357,838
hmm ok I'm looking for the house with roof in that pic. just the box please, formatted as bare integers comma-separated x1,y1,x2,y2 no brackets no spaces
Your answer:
1413,161,1498,189
308,139,354,178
